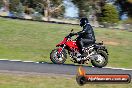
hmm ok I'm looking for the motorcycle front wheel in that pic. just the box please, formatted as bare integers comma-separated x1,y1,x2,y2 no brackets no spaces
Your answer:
50,49,67,64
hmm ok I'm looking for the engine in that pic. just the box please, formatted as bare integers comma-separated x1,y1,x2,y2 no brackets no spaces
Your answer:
69,49,81,62
69,45,96,63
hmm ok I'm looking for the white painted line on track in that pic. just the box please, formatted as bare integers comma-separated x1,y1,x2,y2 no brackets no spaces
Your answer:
92,66,132,70
35,62,40,63
0,59,40,63
0,59,10,60
9,60,22,62
22,61,35,63
0,59,42,64
0,59,132,70
105,67,132,71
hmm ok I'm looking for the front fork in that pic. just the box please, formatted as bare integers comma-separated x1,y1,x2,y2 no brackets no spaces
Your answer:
57,44,66,56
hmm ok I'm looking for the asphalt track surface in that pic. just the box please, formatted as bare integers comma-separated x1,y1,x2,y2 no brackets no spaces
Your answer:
0,60,132,77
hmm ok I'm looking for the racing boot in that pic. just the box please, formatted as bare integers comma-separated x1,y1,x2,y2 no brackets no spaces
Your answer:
78,47,87,58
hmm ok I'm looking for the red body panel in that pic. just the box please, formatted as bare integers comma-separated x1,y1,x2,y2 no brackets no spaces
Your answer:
56,37,79,51
65,41,78,49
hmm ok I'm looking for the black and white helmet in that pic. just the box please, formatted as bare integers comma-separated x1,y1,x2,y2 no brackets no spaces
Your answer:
80,17,89,27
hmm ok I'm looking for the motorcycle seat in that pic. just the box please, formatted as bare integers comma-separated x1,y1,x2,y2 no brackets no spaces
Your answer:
83,42,103,48
95,42,103,45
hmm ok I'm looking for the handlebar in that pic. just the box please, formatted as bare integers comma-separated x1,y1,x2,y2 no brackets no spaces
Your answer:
66,29,78,38
66,33,72,38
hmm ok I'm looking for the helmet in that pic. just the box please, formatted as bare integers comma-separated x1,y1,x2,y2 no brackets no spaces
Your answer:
80,18,89,27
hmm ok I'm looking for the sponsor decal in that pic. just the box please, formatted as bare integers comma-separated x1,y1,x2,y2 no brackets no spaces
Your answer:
76,66,131,86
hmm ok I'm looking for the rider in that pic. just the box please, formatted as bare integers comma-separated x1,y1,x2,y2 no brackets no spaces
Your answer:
70,17,96,57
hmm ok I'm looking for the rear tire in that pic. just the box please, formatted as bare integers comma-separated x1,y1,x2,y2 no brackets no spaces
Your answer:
91,50,108,68
50,49,67,64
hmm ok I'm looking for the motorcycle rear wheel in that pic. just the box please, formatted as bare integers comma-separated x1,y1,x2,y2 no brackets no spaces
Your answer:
91,50,108,68
50,49,67,64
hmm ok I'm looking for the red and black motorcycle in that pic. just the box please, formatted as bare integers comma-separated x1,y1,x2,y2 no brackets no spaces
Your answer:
50,29,109,67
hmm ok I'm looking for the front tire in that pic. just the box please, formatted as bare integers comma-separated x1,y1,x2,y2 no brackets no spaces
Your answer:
50,49,67,64
91,50,108,68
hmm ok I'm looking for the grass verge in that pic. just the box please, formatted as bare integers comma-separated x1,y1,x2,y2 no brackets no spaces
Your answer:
0,17,132,68
0,73,131,88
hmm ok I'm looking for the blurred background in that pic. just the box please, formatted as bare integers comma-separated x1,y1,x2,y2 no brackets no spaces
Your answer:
0,1,132,88
0,0,131,30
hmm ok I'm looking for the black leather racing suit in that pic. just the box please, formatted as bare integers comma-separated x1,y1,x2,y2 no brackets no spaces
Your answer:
76,23,96,54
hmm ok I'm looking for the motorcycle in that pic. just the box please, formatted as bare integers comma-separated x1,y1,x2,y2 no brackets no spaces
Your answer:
50,29,109,68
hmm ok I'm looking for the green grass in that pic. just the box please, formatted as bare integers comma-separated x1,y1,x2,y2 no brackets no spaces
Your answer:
0,17,132,68
0,73,131,88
